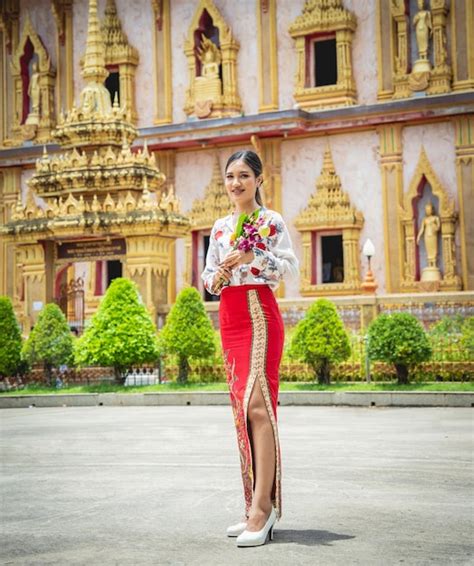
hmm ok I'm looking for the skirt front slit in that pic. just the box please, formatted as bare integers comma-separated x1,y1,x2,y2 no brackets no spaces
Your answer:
219,283,285,520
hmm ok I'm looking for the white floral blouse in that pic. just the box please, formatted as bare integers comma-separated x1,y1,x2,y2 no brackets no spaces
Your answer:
201,205,299,296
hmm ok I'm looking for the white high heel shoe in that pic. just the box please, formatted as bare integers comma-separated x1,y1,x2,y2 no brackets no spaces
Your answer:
226,521,247,537
236,507,276,547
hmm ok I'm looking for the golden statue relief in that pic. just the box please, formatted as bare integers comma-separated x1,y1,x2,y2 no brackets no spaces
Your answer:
411,0,432,77
25,61,41,125
413,0,432,60
416,201,441,281
194,35,222,118
198,35,221,78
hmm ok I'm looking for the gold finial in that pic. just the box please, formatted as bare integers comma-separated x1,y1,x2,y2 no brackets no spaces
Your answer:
211,154,222,181
82,0,108,84
322,144,335,174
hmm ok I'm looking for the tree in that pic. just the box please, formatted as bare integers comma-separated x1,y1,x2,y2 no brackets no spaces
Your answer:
75,278,160,384
288,298,350,384
0,296,23,378
159,286,215,383
22,303,74,385
367,312,432,384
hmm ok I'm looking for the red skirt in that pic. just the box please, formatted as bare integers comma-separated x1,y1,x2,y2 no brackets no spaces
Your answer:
219,283,285,520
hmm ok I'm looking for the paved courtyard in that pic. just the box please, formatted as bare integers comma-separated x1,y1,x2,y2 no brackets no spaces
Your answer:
1,405,472,565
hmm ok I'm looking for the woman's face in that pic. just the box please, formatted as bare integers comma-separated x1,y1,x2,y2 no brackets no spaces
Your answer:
225,159,261,208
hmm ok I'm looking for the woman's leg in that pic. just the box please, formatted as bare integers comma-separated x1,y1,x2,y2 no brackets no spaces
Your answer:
246,376,276,531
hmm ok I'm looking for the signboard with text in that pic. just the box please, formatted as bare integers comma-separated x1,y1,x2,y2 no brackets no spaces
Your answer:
56,239,126,262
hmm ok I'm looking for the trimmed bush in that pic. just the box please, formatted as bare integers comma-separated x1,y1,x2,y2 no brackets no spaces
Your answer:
22,303,74,385
367,312,432,384
159,286,215,383
288,298,351,384
0,296,23,378
461,317,474,359
75,278,159,384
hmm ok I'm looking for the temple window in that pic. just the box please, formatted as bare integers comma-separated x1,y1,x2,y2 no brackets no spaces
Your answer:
105,65,120,104
106,260,122,288
311,34,338,88
294,147,364,296
318,232,344,284
289,0,357,110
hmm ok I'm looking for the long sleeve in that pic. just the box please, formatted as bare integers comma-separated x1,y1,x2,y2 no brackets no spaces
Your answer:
201,222,223,296
249,212,299,284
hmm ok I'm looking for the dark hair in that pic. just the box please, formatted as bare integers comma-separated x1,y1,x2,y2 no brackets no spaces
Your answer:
225,150,264,206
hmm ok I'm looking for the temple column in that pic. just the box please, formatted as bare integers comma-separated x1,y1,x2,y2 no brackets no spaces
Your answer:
257,0,278,112
0,167,21,298
377,124,404,293
124,234,174,320
453,115,474,290
16,242,47,327
451,0,474,91
52,0,74,115
0,1,20,146
152,0,172,125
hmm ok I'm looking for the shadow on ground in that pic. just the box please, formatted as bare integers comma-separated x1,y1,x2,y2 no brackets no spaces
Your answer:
273,529,355,546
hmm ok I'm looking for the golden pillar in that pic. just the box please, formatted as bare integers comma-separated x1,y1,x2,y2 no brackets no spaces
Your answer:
151,0,172,124
453,115,474,290
391,1,410,99
125,234,175,320
257,0,278,112
251,135,282,214
52,0,74,115
427,0,452,95
0,167,21,297
16,243,46,327
0,0,20,146
451,0,474,91
377,124,404,293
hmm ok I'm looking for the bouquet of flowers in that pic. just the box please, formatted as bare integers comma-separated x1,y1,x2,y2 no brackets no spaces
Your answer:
214,208,271,292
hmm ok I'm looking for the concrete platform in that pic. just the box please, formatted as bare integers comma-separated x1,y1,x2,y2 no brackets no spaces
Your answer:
1,406,473,565
0,390,473,409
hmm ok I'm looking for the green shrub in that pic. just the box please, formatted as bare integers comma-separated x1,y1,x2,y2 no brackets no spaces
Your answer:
0,296,23,378
75,278,159,384
159,286,215,383
461,317,474,359
367,312,432,384
287,298,351,384
429,314,465,337
22,303,74,385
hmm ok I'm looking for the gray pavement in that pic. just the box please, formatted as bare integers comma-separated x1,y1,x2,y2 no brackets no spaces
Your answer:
0,406,473,566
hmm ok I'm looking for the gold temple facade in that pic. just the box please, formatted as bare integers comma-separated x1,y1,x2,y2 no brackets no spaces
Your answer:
0,0,473,331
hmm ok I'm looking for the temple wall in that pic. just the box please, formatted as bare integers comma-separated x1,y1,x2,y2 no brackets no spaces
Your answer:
115,0,154,128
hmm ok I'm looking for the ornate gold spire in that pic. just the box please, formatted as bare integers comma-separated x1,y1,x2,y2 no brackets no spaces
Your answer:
294,145,363,229
82,0,108,84
188,155,232,229
102,0,139,65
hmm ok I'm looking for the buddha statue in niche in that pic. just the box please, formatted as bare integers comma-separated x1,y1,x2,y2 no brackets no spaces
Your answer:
412,0,432,74
25,61,41,125
194,35,222,118
416,201,441,281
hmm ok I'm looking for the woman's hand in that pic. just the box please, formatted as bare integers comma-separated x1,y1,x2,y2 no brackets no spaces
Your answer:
220,249,255,270
212,265,233,291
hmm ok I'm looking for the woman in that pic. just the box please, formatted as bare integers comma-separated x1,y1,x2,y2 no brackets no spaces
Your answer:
201,150,299,547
